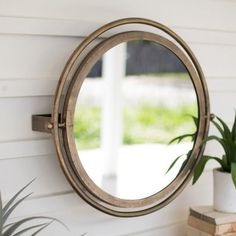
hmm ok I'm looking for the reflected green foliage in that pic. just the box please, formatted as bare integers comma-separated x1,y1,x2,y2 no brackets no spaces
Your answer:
146,72,189,80
166,115,198,174
73,107,101,149
124,104,197,145
73,104,197,149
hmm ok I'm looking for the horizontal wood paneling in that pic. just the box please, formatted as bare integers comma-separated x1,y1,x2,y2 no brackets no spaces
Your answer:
190,43,236,77
0,79,58,97
0,83,235,143
206,78,236,92
127,223,186,236
0,138,54,160
1,77,236,98
1,1,236,235
0,16,236,47
4,170,212,235
0,0,236,32
1,38,236,79
0,28,236,79
210,92,236,122
0,136,226,172
0,154,72,202
0,35,80,79
0,96,52,142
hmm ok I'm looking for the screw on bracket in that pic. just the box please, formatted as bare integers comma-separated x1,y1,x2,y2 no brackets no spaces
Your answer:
32,114,65,133
47,123,53,129
58,122,66,128
210,113,215,121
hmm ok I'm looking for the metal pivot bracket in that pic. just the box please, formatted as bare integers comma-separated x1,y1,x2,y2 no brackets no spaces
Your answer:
32,114,65,133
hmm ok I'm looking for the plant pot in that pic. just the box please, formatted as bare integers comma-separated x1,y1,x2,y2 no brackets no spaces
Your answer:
213,168,236,213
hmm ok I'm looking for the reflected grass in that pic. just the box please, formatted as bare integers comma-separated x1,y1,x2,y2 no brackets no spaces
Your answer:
73,104,197,149
123,104,197,145
145,72,189,80
74,107,101,149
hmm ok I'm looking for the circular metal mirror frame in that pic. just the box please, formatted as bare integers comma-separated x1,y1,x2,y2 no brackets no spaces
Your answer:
51,18,210,217
64,31,205,208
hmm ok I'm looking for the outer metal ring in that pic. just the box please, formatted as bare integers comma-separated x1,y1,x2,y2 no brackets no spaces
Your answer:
51,18,210,217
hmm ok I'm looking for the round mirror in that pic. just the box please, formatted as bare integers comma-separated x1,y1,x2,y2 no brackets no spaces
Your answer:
74,38,198,200
52,18,210,217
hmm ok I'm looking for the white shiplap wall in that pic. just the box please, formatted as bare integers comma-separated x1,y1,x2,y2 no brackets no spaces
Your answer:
0,0,236,235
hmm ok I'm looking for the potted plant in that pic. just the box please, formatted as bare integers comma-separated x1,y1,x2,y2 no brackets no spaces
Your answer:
167,113,236,213
166,115,197,175
193,113,236,213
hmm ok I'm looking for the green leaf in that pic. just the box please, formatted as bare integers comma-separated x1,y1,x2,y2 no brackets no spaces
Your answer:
3,216,64,236
222,155,230,172
203,135,230,161
209,156,227,170
232,111,236,141
203,135,223,145
12,222,50,236
2,193,33,226
193,158,208,185
192,133,197,142
211,120,225,138
216,116,232,140
227,141,236,163
169,133,194,144
178,158,189,175
193,156,226,184
192,116,198,127
31,222,52,236
2,179,35,215
0,192,2,235
3,223,14,230
186,115,198,127
231,162,236,189
166,154,185,174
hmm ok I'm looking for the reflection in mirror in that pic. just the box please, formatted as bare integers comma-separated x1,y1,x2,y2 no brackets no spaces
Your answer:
73,40,198,200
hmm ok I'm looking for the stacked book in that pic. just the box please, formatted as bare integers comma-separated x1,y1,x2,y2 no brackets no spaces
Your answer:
187,206,236,236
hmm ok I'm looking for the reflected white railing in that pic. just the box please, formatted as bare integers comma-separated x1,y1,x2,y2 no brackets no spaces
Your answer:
101,43,127,176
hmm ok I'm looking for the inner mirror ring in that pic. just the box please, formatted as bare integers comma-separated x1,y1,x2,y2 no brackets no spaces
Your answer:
64,31,209,207
52,18,210,217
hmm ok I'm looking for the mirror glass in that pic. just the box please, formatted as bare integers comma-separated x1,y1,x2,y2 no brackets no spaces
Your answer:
73,40,198,200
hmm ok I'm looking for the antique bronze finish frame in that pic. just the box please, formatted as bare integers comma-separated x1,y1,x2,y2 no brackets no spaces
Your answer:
64,31,206,208
32,18,211,217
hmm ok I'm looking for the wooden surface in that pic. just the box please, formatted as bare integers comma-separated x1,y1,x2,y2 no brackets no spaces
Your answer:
188,216,236,235
187,226,236,236
190,206,236,225
188,206,236,236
